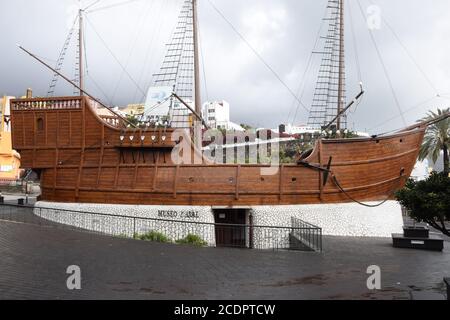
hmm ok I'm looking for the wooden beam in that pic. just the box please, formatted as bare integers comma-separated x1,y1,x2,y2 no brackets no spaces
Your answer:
279,164,284,201
96,125,105,188
235,165,241,200
173,165,180,199
75,99,87,199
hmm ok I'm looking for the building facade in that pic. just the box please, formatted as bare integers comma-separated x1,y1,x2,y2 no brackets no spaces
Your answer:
0,96,21,183
202,101,244,131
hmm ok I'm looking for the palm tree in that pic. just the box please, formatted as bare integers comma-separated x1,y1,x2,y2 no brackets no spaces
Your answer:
418,108,450,175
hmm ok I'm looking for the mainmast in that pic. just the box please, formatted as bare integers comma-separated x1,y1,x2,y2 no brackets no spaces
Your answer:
308,0,347,131
336,0,345,131
152,0,201,133
192,0,202,150
78,9,84,96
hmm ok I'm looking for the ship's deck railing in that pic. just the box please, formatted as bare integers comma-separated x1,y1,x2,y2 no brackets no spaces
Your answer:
10,97,83,111
0,203,322,252
98,114,123,128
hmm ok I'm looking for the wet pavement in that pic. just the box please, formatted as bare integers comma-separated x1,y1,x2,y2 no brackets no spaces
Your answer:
0,213,449,300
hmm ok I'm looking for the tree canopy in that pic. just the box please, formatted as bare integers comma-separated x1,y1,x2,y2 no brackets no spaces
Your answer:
418,108,450,175
396,172,450,236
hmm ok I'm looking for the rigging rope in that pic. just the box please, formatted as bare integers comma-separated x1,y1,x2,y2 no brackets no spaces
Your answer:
87,73,114,107
47,16,78,96
111,0,155,103
138,0,176,102
356,1,407,127
332,176,394,208
206,0,310,114
132,0,169,103
85,15,147,97
346,3,365,120
84,0,102,11
366,0,439,96
332,175,397,208
370,95,438,133
287,5,328,125
348,1,363,84
199,19,210,103
86,0,145,14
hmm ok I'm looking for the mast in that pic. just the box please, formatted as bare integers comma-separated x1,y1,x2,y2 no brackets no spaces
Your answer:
78,9,84,96
192,0,202,150
308,0,347,131
336,0,345,131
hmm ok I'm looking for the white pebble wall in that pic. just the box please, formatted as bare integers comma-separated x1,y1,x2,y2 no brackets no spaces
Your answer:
34,200,404,249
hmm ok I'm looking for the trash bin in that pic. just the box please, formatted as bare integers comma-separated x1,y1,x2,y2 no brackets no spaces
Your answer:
445,278,450,301
0,196,4,204
18,198,24,206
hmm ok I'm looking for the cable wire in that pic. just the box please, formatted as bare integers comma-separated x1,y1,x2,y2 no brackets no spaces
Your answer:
110,0,155,102
207,0,310,114
85,15,146,97
348,1,363,83
356,0,406,127
367,0,439,96
199,19,210,103
86,0,145,14
288,5,329,125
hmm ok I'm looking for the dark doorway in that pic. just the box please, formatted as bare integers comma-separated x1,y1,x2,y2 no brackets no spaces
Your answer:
214,209,248,248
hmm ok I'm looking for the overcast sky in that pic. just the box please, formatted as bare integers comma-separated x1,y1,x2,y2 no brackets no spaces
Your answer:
1,0,450,134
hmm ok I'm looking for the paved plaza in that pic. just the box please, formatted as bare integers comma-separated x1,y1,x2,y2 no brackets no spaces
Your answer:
0,212,448,300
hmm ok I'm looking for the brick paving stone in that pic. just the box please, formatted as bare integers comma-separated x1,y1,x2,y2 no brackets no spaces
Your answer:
0,216,449,300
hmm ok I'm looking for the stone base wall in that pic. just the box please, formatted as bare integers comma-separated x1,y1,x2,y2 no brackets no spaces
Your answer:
34,202,216,246
34,201,404,250
251,201,404,238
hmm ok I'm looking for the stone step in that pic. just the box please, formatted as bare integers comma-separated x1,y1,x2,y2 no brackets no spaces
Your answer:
392,233,444,252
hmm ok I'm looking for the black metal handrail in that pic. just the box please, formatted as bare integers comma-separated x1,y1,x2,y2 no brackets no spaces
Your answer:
291,217,323,252
0,203,323,252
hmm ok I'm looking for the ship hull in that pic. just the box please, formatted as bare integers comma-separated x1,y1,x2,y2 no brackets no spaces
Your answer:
11,97,425,207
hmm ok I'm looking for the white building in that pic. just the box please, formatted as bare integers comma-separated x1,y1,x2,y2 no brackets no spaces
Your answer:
202,101,244,131
411,160,430,181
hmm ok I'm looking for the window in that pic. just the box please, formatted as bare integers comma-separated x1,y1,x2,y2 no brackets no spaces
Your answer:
37,118,44,131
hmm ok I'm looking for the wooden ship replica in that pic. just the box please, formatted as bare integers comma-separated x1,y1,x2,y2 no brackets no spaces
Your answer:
9,0,448,207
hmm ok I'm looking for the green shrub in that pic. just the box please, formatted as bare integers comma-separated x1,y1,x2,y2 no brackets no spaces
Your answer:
396,172,450,236
176,234,208,247
137,231,172,243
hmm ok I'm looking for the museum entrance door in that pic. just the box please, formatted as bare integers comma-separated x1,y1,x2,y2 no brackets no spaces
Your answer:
214,209,247,248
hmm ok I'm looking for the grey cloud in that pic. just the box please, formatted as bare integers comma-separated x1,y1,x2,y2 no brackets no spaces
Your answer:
1,0,449,134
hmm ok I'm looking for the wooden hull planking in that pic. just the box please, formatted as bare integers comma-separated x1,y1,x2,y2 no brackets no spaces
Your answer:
10,96,425,206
